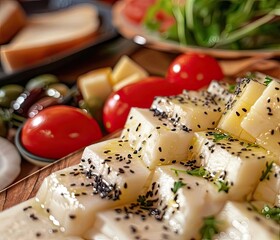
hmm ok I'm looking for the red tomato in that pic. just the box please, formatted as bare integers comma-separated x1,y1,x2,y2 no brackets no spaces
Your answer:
21,105,102,159
166,53,224,90
123,0,156,24
103,76,184,133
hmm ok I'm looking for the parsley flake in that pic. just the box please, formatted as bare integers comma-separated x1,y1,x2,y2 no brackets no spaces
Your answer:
260,161,274,181
264,76,273,86
212,132,230,142
172,181,186,194
200,216,219,240
261,205,280,224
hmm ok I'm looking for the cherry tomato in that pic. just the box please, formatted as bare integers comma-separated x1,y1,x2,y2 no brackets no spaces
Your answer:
123,0,156,24
21,105,102,159
166,53,224,90
103,76,183,133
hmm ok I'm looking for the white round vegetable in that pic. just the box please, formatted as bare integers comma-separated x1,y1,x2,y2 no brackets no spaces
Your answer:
0,137,21,190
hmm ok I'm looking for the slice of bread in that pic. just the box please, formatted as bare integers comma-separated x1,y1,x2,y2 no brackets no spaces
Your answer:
0,3,99,73
0,0,27,44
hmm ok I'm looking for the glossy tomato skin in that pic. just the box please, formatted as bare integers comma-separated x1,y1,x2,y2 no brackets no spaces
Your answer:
103,77,184,133
21,105,102,159
166,53,224,90
123,0,156,24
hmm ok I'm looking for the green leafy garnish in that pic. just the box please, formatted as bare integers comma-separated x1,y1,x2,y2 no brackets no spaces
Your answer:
171,166,209,177
200,216,219,240
172,181,186,193
261,205,280,224
215,180,230,193
228,84,236,93
143,0,280,50
246,143,260,148
260,161,274,181
264,76,273,86
213,132,230,142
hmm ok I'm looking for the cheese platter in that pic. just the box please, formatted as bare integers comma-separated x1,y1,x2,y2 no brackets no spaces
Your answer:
0,66,279,239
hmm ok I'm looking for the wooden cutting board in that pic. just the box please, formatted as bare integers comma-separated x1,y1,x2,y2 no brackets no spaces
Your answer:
0,150,82,211
0,131,120,211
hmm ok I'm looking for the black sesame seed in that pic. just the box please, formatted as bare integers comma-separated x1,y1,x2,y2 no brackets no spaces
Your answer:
69,214,76,219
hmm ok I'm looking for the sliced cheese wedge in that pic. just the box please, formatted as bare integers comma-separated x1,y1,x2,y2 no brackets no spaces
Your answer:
0,0,26,44
36,138,151,235
1,3,99,72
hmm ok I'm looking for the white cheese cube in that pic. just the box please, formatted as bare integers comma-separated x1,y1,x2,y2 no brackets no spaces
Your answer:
121,108,194,169
189,130,276,200
151,91,223,132
86,164,227,240
0,198,81,240
214,201,279,240
253,162,280,207
36,139,151,235
218,77,267,141
241,79,280,156
207,80,234,105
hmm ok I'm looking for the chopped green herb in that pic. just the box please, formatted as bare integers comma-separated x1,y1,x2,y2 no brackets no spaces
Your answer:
200,216,219,240
260,161,274,181
246,143,259,148
246,72,256,79
212,132,230,142
171,166,209,177
264,76,273,86
228,84,236,93
261,205,280,224
215,180,230,193
172,181,186,194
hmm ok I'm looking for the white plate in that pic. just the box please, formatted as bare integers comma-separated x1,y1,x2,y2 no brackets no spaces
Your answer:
0,137,21,190
112,1,280,59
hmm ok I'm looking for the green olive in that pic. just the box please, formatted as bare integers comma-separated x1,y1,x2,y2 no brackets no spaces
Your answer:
0,117,7,137
0,84,24,108
48,83,70,96
25,74,59,91
79,96,104,127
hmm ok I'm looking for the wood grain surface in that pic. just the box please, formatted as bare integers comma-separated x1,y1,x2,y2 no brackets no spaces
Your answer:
0,150,82,211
